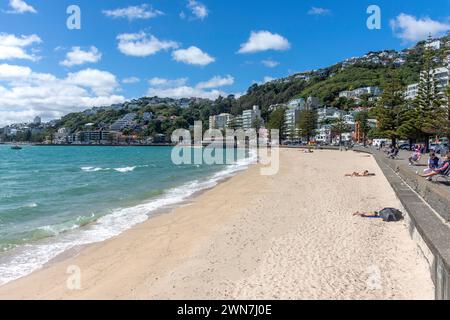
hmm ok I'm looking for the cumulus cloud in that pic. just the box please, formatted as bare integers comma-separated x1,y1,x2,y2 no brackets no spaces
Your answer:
238,31,291,54
0,33,41,61
117,32,179,57
186,0,208,20
60,46,102,67
146,75,235,100
262,59,279,68
0,64,124,126
103,4,163,20
148,77,188,87
66,68,119,95
196,75,234,89
172,46,215,66
307,7,331,16
122,77,140,84
6,0,36,14
390,13,450,42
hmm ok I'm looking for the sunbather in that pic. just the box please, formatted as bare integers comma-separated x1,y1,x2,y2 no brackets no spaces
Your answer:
345,170,376,177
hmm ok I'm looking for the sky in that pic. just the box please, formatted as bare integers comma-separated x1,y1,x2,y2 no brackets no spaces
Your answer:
1,0,450,126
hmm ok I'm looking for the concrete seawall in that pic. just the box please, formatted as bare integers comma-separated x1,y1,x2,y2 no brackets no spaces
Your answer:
353,147,450,300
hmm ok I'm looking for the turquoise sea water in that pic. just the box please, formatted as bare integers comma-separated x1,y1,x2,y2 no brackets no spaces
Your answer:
0,145,253,285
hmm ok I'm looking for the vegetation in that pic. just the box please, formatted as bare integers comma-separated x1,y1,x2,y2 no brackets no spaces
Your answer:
267,108,286,143
372,70,407,146
297,106,318,143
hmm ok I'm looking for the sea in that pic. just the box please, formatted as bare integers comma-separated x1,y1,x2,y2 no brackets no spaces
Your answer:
0,145,254,285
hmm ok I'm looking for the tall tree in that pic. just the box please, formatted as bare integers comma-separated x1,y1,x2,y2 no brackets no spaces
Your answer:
414,36,447,151
373,70,407,146
354,110,370,146
267,108,286,143
297,106,318,143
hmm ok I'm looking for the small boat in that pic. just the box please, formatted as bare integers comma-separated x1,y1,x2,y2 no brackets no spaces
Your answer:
11,145,22,150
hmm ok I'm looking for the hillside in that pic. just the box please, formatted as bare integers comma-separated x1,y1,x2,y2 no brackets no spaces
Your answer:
5,33,449,143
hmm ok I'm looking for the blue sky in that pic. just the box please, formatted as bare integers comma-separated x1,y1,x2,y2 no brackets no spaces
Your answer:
1,0,450,125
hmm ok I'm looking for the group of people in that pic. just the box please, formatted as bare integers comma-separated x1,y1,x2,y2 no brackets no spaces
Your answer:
418,152,450,181
406,144,450,181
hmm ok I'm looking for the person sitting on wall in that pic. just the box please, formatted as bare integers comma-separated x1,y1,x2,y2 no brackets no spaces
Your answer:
423,152,440,175
418,155,450,181
408,149,422,166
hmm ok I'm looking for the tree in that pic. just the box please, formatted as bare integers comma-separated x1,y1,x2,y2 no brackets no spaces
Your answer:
331,116,351,147
414,36,448,151
373,70,407,146
355,111,370,146
297,106,318,143
267,108,286,143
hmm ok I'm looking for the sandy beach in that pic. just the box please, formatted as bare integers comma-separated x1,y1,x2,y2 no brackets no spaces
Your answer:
0,149,433,299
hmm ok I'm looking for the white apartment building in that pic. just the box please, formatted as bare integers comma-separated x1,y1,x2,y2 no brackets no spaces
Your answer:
433,67,449,92
209,113,232,130
242,106,263,130
317,106,341,122
288,98,305,109
315,124,332,144
406,67,450,101
284,107,301,139
425,40,441,50
405,83,419,100
226,115,243,129
339,86,382,99
110,113,136,131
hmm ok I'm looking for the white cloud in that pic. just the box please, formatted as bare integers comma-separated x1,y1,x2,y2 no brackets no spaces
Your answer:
196,75,234,89
390,13,450,42
148,77,188,87
262,59,279,68
0,64,124,126
187,0,208,20
117,32,179,57
60,46,102,67
263,76,275,83
238,31,291,54
7,0,36,14
103,4,163,20
66,68,119,95
307,7,331,16
172,46,215,66
0,33,41,61
0,63,32,80
147,86,225,100
146,76,235,100
122,77,140,84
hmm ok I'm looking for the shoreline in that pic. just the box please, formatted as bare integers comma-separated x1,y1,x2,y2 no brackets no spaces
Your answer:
0,149,433,299
0,153,254,287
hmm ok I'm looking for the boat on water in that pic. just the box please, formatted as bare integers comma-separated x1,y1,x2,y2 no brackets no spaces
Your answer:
11,145,22,150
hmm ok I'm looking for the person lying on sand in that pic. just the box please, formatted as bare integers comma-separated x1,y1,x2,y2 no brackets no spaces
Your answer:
353,208,403,222
299,148,313,153
344,170,375,177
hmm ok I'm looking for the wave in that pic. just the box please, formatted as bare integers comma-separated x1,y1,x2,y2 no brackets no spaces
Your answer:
0,155,256,286
114,166,136,173
81,166,140,173
81,166,108,172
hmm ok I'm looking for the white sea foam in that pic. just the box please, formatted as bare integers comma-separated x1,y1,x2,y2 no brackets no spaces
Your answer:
114,166,136,173
0,155,255,286
81,166,107,172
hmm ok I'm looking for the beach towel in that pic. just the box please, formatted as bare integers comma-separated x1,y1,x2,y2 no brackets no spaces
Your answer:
376,208,403,222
